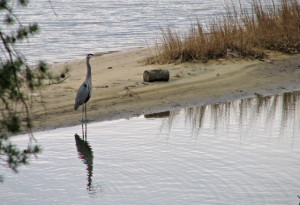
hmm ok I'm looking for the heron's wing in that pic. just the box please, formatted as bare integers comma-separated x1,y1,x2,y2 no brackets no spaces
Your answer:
74,81,91,110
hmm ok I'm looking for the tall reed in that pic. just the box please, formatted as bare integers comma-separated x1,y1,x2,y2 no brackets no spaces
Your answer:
146,0,300,64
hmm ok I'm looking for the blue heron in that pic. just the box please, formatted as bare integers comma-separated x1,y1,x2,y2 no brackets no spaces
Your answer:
74,54,94,122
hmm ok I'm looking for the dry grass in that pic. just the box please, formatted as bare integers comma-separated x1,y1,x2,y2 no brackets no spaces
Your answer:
146,0,300,64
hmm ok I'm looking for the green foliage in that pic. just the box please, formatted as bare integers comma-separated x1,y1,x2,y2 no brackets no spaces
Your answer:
0,0,68,174
0,132,41,172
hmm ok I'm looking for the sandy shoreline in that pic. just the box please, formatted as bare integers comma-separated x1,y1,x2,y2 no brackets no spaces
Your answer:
30,47,300,132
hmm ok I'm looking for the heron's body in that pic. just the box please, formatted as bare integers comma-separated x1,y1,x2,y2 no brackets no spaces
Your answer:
74,54,94,122
74,77,92,110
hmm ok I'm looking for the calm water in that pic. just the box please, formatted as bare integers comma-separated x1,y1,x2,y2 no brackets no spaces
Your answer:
9,0,256,63
1,91,300,204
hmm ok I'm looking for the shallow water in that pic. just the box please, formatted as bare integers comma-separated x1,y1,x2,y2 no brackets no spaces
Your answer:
1,91,300,204
9,0,256,63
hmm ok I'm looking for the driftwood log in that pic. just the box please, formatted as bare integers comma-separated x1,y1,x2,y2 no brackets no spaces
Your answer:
143,69,169,82
144,111,170,118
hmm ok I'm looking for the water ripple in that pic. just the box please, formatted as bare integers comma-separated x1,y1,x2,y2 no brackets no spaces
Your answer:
1,92,300,204
9,0,254,63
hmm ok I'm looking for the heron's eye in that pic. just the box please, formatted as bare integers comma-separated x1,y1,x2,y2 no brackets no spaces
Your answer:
84,84,87,87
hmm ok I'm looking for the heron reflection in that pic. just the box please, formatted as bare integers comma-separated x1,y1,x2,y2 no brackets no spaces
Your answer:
74,129,95,195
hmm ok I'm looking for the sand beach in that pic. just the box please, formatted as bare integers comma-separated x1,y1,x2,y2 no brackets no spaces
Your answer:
31,48,300,131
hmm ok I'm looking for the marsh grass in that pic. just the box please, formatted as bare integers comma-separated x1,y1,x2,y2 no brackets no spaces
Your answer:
146,0,300,64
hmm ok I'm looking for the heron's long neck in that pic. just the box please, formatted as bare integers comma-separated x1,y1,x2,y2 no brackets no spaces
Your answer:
86,58,92,80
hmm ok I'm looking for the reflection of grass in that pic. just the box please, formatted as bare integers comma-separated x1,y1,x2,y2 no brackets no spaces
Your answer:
166,91,300,135
146,0,300,64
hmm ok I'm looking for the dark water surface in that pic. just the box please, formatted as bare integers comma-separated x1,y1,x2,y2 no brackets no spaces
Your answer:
10,0,255,63
1,91,300,204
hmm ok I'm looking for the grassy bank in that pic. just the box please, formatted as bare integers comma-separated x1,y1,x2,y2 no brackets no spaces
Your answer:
146,0,300,64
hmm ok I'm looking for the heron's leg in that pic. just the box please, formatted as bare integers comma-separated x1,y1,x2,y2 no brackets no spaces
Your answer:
84,121,87,140
81,121,87,140
82,121,84,136
81,105,84,122
84,103,87,123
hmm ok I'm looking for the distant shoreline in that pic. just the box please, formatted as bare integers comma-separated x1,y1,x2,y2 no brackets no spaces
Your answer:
29,47,300,132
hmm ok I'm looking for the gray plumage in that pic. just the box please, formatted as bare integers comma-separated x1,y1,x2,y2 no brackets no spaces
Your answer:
74,54,94,121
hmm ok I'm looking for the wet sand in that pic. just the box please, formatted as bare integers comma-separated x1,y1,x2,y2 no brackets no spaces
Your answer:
31,48,300,131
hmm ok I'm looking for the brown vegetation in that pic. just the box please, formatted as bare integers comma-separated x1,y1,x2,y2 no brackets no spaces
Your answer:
146,0,300,64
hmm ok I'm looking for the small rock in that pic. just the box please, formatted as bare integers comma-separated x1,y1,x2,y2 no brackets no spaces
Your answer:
175,72,183,78
260,59,272,63
96,85,108,88
265,59,272,63
255,93,263,97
